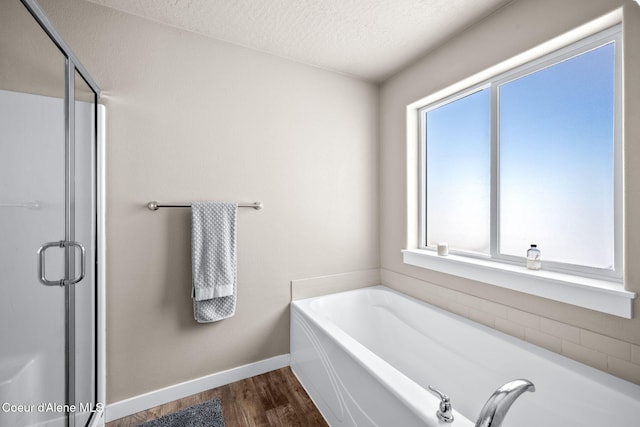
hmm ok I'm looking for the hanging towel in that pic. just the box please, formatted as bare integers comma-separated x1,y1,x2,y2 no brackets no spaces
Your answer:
191,201,238,323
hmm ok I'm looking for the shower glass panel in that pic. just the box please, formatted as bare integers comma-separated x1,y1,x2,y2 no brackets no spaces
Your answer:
0,0,101,426
0,1,68,426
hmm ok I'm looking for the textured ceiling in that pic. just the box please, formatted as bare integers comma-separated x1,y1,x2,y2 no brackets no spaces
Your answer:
83,0,514,82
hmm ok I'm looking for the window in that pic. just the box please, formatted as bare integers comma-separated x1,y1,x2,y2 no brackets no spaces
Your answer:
424,89,490,254
420,26,621,281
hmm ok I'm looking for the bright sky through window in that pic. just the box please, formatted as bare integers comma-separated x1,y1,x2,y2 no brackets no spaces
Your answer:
424,41,615,270
425,89,490,254
499,43,615,268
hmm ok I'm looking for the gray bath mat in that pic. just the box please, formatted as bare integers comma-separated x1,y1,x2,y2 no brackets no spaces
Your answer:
138,398,225,427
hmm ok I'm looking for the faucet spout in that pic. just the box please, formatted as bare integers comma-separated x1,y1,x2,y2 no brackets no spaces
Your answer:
475,379,535,427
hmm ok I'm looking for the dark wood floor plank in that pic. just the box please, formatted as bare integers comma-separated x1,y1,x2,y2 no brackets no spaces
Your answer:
106,367,327,427
281,368,328,426
265,404,289,427
219,382,248,426
254,369,289,411
232,376,272,427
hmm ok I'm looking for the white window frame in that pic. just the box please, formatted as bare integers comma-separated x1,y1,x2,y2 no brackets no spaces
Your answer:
403,15,636,318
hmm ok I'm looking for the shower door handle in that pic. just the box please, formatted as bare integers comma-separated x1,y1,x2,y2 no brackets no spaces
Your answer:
37,240,86,286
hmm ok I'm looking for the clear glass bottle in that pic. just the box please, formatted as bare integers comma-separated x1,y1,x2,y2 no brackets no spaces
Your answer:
526,244,541,270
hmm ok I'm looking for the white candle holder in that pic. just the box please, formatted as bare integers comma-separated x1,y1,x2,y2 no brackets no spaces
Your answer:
437,243,449,256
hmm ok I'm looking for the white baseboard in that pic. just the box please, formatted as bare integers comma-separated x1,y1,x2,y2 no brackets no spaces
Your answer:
105,354,290,422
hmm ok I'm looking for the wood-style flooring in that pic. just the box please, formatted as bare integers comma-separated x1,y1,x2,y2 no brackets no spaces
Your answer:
106,367,328,427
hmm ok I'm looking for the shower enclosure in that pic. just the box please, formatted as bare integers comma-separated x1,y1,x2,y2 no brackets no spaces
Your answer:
0,0,105,426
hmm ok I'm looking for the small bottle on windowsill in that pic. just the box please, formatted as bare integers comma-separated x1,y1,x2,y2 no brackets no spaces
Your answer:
526,244,541,270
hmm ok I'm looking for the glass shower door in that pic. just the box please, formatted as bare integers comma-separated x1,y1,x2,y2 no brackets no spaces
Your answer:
0,2,68,426
0,1,99,426
0,91,69,427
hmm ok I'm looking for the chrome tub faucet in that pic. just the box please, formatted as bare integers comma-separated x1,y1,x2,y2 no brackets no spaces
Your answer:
475,379,535,427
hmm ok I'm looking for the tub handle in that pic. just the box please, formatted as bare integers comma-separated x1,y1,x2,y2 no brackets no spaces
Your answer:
428,385,454,423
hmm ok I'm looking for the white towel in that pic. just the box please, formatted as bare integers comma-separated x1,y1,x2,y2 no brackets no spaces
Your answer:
191,201,238,322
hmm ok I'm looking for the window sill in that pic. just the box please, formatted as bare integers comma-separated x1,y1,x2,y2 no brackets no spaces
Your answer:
402,249,636,318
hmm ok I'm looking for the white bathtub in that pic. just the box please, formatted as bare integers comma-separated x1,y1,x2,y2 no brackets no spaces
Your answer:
290,286,640,426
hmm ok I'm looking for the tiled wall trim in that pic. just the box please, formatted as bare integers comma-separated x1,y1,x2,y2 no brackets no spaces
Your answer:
381,269,640,385
291,269,381,300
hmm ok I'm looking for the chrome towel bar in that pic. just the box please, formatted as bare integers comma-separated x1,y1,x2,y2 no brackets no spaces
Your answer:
147,201,263,211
